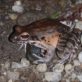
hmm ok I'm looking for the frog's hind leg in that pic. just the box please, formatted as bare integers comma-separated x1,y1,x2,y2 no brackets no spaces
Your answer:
58,53,70,64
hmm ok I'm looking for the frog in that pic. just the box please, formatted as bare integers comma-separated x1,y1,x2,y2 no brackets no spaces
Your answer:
8,18,82,64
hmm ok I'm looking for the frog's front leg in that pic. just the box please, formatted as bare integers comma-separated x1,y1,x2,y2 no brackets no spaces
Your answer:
33,52,54,64
32,53,48,64
33,58,46,64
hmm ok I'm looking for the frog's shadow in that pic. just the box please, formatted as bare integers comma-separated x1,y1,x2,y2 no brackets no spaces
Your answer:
8,25,19,42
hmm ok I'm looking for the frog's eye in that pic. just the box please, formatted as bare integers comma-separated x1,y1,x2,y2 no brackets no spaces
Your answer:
20,32,29,37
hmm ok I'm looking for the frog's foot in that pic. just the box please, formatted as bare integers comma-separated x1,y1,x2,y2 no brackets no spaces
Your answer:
58,54,69,64
68,53,76,63
33,53,53,64
18,41,28,53
33,59,45,64
58,52,76,64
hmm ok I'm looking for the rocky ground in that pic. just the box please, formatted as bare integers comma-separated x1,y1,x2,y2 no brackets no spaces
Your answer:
0,0,71,63
0,0,82,82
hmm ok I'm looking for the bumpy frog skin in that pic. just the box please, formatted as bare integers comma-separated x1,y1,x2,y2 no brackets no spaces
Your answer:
9,18,82,64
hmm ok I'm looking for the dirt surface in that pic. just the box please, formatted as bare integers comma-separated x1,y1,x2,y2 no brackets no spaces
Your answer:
1,1,82,82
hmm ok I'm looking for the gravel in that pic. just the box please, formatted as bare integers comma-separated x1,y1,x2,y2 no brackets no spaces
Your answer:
64,64,73,73
36,63,47,72
0,0,82,82
12,0,24,13
7,71,20,81
78,52,82,63
53,63,64,73
44,72,61,82
73,60,80,66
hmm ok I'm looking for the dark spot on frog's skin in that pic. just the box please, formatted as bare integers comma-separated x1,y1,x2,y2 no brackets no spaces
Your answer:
41,36,45,40
43,50,47,55
48,41,50,42
31,36,39,40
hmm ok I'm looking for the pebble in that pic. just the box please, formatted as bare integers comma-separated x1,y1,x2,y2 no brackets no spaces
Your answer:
76,21,82,30
3,72,7,76
44,72,61,82
81,36,82,46
53,63,64,73
11,62,23,69
8,79,13,82
9,14,18,20
73,60,80,66
78,52,82,63
12,59,30,69
4,61,10,70
65,64,73,73
0,22,4,26
21,58,30,67
0,76,6,82
76,0,82,4
81,12,82,18
35,4,42,11
7,71,20,81
12,0,24,13
66,79,70,82
71,73,77,80
36,64,47,72
79,63,82,69
77,74,82,81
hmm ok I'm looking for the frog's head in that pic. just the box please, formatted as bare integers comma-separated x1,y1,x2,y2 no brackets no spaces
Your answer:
8,25,30,44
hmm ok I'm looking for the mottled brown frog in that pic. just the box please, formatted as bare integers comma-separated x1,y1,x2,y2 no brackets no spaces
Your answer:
9,18,82,64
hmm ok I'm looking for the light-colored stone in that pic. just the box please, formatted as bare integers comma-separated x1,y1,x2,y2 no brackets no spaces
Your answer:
3,72,7,76
81,12,82,18
12,0,24,13
65,64,73,72
0,76,6,82
8,79,13,82
4,61,10,70
11,62,23,69
71,73,77,80
21,58,30,67
44,72,61,82
14,0,21,5
66,79,70,82
36,63,47,72
9,14,18,20
81,37,82,46
78,52,82,63
1,64,7,75
73,60,80,66
0,22,4,26
53,63,64,73
77,74,82,81
76,0,82,4
12,59,30,69
75,21,82,30
7,71,20,81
